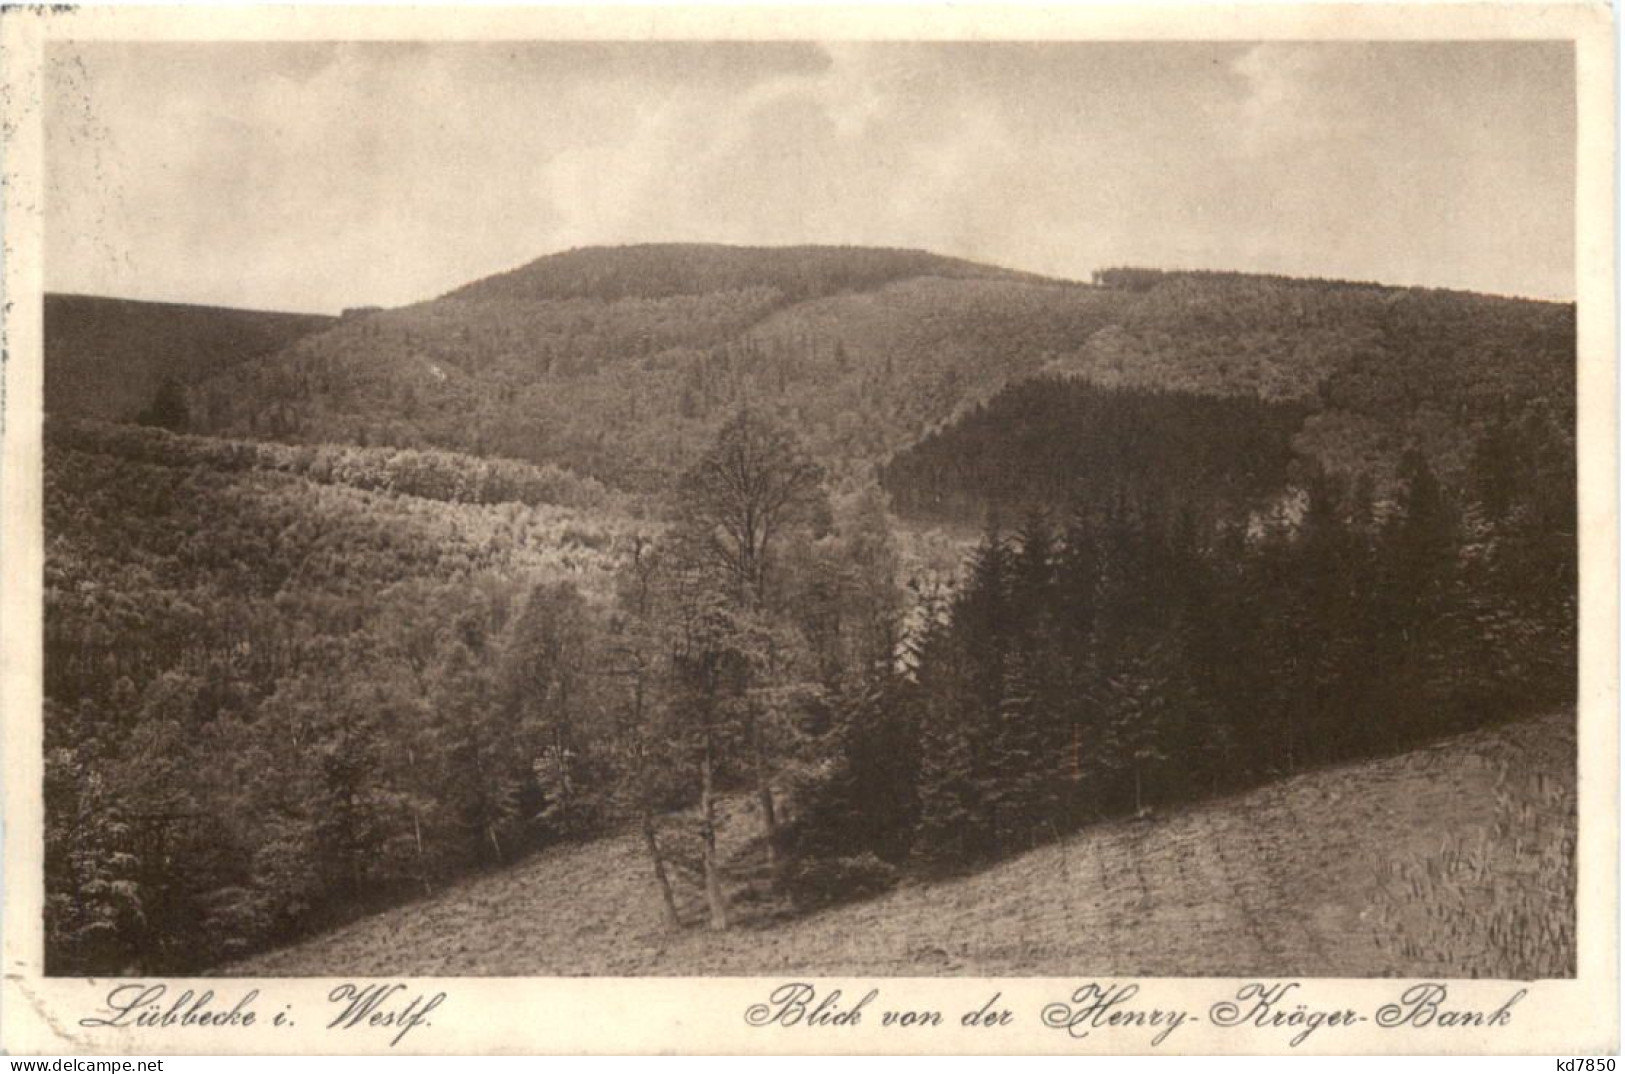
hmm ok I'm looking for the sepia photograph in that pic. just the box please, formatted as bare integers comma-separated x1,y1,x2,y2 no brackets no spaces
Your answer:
0,2,1616,1057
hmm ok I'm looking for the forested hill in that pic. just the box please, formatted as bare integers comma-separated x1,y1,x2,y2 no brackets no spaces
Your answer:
44,293,335,423
177,244,1573,501
441,243,1050,303
44,249,1578,977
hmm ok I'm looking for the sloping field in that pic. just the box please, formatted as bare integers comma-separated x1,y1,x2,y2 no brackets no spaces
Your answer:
229,712,1575,979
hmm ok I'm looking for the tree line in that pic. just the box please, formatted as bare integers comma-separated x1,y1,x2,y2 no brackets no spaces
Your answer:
44,388,1574,973
58,418,620,513
858,445,1571,872
881,377,1308,524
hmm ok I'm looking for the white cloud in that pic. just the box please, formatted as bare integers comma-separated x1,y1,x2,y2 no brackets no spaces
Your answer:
1228,44,1338,155
44,41,1576,310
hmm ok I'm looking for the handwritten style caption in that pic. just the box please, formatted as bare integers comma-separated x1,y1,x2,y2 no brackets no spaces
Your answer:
744,980,1529,1048
78,982,446,1047
74,978,1530,1048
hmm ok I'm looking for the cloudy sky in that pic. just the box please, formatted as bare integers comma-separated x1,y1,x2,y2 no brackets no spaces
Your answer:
45,40,1574,313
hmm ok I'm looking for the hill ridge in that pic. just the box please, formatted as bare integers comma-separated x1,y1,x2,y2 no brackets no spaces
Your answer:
53,241,1568,500
440,241,1061,304
46,291,337,319
44,293,336,423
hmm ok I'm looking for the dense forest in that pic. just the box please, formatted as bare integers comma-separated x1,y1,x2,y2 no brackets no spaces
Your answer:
44,422,640,972
45,395,1573,972
877,443,1573,872
41,246,1577,975
444,243,1046,303
173,247,1572,497
53,419,625,514
881,377,1309,524
44,294,334,423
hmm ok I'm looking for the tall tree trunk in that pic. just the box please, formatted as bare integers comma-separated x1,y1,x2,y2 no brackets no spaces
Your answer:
406,745,430,896
757,782,778,871
640,811,682,929
412,809,430,896
699,731,729,930
752,711,778,872
626,665,678,927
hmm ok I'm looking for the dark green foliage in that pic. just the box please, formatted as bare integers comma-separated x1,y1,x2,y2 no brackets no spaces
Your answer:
53,419,618,512
769,483,919,878
43,726,147,973
176,247,1571,503
42,423,632,973
444,243,1044,303
776,669,919,867
135,377,190,432
191,286,793,489
500,582,607,837
882,376,1306,524
899,408,1574,873
44,252,1576,971
45,293,333,422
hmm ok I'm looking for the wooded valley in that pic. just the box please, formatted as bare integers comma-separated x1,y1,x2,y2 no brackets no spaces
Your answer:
42,246,1577,975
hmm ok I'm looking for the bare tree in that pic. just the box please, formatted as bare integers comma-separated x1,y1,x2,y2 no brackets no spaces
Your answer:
673,410,828,872
675,408,826,607
607,536,683,929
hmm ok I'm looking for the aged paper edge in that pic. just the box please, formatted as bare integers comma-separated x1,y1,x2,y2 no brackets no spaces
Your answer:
0,3,1616,1056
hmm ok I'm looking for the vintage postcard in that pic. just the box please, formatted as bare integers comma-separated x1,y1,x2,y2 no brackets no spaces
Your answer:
0,2,1616,1056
